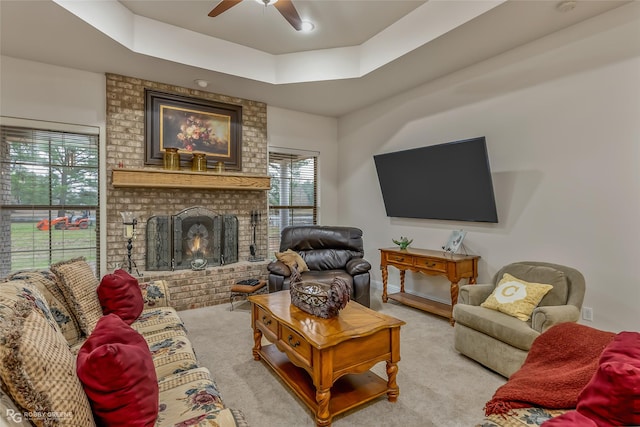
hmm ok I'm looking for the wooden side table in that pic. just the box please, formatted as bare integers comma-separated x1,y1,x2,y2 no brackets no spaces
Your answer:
380,247,479,325
229,280,266,310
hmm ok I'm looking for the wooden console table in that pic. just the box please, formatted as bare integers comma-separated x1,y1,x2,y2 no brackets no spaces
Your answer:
380,247,479,325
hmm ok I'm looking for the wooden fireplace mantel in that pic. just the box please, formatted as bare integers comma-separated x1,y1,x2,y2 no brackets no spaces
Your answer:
111,168,270,191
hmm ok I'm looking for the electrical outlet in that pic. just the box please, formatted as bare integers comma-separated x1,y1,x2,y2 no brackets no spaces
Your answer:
582,306,593,322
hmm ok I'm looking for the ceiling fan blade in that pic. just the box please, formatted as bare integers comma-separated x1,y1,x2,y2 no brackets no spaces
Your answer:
274,0,303,31
208,0,243,18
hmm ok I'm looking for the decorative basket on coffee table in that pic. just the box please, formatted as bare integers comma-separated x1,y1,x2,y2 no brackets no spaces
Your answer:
290,278,350,319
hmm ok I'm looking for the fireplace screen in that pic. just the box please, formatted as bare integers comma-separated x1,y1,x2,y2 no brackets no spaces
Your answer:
146,207,238,271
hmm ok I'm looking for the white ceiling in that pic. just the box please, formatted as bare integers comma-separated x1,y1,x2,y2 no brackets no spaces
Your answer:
0,0,629,117
121,0,428,55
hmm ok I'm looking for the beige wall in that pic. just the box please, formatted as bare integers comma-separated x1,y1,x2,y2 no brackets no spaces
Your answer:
0,56,110,271
266,106,339,225
337,3,640,332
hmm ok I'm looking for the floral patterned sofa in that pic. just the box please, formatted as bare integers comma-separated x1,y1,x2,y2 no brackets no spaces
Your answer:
0,257,248,427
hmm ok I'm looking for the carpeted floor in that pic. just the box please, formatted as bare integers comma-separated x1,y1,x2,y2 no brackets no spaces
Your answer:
178,288,506,427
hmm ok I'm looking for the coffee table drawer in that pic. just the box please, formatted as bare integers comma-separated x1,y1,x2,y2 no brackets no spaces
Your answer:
280,324,311,364
256,307,278,337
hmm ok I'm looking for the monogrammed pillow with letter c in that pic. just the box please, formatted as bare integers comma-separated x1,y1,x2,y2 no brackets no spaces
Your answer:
481,273,553,321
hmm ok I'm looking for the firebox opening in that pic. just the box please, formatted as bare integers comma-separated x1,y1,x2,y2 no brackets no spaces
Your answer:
146,206,238,271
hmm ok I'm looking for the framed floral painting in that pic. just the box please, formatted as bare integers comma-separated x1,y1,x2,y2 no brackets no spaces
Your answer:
144,90,243,170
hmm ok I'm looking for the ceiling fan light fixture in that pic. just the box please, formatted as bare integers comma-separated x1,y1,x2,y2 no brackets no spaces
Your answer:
254,0,278,6
300,20,314,32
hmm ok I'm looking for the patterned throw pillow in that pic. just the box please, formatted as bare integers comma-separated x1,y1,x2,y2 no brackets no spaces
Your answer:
131,307,185,337
0,281,61,334
0,287,95,427
50,257,102,335
6,270,83,345
275,249,309,272
139,280,169,308
481,273,554,321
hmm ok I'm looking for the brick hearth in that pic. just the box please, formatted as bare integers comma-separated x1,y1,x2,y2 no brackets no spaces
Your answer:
138,260,269,311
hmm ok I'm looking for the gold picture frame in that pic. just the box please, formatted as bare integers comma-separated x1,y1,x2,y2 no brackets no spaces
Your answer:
145,90,242,170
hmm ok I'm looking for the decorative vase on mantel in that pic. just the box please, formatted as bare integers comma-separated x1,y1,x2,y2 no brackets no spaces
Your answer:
191,153,207,172
163,147,180,170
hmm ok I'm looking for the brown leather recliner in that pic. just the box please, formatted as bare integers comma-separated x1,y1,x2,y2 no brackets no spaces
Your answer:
267,225,371,307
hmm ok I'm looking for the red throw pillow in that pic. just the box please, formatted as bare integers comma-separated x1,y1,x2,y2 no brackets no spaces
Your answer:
576,331,640,427
77,314,158,427
542,331,640,427
97,269,143,324
541,411,598,427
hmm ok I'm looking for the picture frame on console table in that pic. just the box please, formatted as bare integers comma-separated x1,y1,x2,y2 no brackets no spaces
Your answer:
144,89,243,171
443,230,466,254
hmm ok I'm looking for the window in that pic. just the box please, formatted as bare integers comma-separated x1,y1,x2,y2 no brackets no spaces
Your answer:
0,121,99,277
268,149,318,255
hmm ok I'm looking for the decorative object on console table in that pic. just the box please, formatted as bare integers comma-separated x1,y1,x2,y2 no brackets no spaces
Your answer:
145,89,243,171
392,236,413,250
380,247,479,325
442,230,467,255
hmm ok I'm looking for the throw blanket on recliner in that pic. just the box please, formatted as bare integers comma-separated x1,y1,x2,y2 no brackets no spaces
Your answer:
484,322,615,416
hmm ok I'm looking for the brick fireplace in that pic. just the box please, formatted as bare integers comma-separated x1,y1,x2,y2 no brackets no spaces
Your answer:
106,74,270,310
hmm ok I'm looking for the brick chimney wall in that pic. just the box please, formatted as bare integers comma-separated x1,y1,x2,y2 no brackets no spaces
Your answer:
106,74,269,310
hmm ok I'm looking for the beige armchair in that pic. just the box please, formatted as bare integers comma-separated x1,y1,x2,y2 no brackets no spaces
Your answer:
452,261,586,378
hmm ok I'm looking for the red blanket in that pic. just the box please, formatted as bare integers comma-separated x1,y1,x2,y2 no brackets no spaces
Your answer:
484,322,615,416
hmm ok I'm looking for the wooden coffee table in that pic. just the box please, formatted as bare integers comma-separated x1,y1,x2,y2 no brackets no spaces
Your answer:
248,291,405,427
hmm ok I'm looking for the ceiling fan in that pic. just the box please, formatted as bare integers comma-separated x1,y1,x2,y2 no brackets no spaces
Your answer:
208,0,303,31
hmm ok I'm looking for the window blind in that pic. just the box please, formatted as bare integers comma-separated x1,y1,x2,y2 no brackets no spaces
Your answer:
268,150,317,255
0,125,99,275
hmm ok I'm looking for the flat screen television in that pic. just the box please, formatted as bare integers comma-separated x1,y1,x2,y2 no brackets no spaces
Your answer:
373,137,498,223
